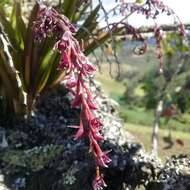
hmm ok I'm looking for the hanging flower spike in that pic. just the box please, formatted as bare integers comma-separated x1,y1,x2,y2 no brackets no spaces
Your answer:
154,25,164,73
33,3,110,189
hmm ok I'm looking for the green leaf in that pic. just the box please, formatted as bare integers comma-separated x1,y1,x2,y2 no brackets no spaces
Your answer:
0,24,25,114
22,4,39,91
43,54,63,90
0,6,19,50
11,2,26,48
62,0,78,20
34,51,58,93
72,2,90,23
75,5,100,40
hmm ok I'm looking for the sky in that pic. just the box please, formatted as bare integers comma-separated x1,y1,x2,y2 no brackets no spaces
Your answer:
96,0,190,27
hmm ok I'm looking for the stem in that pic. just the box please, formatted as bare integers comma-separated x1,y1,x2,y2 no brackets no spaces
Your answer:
26,94,34,119
151,100,163,157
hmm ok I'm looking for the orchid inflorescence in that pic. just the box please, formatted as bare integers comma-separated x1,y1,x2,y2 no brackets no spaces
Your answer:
33,2,111,190
33,0,186,189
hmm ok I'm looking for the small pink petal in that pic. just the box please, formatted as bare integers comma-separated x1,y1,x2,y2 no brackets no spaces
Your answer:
92,175,107,190
92,140,111,168
93,132,104,141
67,125,79,129
82,62,96,75
66,78,77,89
74,120,85,140
91,118,103,130
59,52,70,69
71,94,82,108
87,98,97,110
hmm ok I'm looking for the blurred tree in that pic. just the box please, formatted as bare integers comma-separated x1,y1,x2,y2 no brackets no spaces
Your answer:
143,33,190,156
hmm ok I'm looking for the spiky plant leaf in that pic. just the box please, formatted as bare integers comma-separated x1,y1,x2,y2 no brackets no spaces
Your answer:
75,5,100,40
62,0,78,20
10,1,26,48
0,23,25,115
0,6,19,50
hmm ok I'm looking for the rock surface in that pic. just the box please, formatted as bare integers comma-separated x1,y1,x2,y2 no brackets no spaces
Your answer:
0,83,189,190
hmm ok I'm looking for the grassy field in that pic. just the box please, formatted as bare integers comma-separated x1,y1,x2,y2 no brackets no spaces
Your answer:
126,123,190,159
119,105,190,132
95,64,125,101
95,63,190,132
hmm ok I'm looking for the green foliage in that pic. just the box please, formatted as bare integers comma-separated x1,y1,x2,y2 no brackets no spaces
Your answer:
119,105,155,126
0,23,25,116
119,104,190,132
123,79,138,104
141,69,160,109
134,33,190,111
0,0,10,6
0,2,61,116
163,33,189,55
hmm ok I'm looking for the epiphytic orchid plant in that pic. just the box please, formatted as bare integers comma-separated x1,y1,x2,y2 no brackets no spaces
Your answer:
33,3,111,189
0,0,186,189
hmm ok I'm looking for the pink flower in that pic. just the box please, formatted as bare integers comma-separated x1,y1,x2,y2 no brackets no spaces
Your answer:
82,62,96,75
66,76,77,89
55,39,68,51
73,119,85,140
92,131,104,141
95,151,112,168
58,52,71,70
87,97,97,110
33,5,75,41
68,119,87,140
71,94,82,108
91,138,111,168
90,118,103,130
92,174,107,190
83,89,97,110
90,118,104,141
